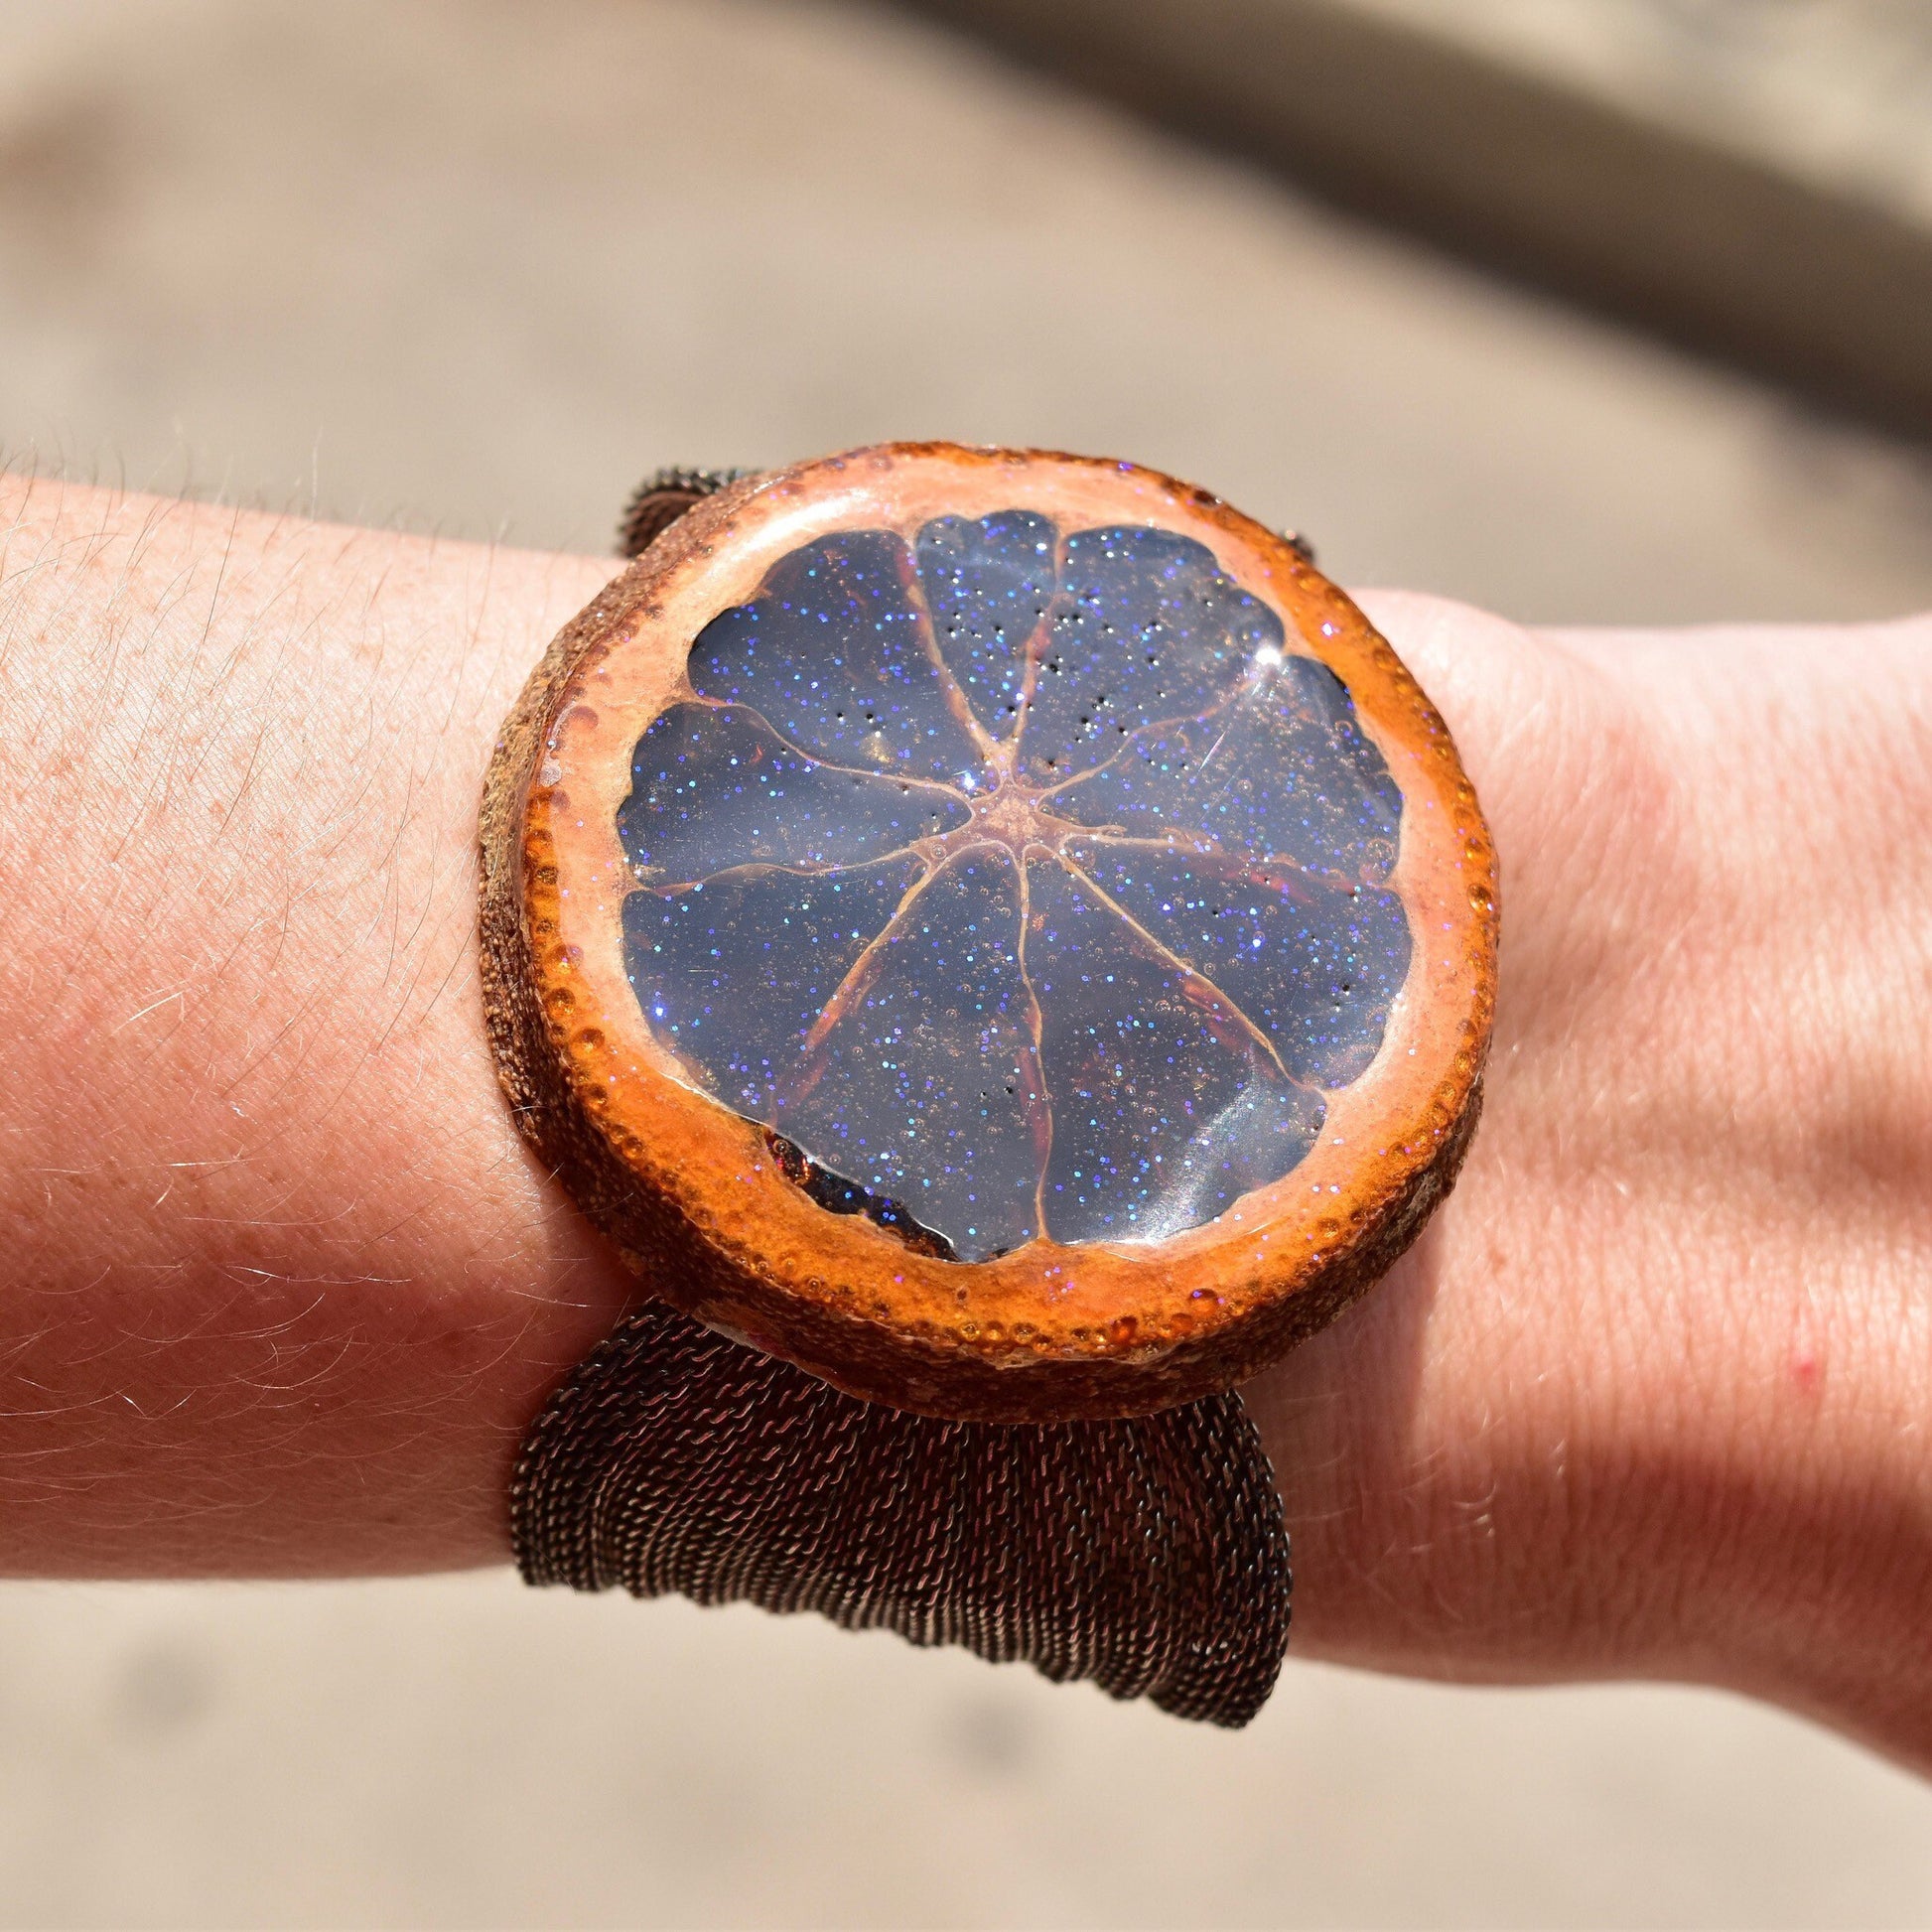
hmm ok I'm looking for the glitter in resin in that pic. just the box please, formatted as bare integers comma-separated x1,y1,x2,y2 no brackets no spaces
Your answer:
618,515,1411,1261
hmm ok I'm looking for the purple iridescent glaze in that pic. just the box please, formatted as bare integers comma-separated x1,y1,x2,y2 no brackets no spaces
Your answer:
617,515,1410,1262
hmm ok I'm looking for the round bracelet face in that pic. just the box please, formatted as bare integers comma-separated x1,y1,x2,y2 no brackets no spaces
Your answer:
621,519,1411,1260
482,445,1496,1421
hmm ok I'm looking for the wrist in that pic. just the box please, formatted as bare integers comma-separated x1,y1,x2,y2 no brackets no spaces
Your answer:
1252,599,1932,1767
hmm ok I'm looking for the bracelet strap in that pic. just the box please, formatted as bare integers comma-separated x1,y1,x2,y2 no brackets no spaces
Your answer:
511,1301,1292,1727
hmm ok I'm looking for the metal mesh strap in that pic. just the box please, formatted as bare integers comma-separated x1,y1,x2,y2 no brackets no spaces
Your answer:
617,468,757,560
511,1301,1292,1726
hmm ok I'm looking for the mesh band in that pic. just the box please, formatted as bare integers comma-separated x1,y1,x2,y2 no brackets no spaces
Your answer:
511,1301,1292,1726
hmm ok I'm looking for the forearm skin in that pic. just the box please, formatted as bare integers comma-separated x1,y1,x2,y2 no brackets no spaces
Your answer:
1,478,629,1575
3,478,1928,1768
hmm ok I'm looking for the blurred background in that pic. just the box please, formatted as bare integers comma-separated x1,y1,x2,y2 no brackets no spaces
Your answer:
3,2,1932,1925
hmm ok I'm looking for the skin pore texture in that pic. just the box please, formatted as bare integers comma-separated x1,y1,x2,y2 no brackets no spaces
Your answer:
3,476,1929,1770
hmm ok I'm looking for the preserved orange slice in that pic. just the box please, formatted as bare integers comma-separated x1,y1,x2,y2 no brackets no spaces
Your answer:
481,444,1496,1421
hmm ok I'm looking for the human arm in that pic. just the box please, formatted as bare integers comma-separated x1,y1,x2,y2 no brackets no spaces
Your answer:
4,476,1928,1766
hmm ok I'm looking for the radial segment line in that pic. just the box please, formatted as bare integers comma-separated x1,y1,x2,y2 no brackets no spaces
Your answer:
647,851,926,897
896,537,999,761
1013,854,1056,1240
794,857,945,1064
1005,525,1071,765
1052,855,1290,1080
1065,832,1369,896
1051,829,1226,861
679,695,977,802
1030,688,1245,802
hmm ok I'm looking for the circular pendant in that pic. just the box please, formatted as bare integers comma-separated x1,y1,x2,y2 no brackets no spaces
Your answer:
482,444,1497,1421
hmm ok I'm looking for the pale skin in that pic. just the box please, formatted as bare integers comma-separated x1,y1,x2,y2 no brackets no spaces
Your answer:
3,476,1928,1769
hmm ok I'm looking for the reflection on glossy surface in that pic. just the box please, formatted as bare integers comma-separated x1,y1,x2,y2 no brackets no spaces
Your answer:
619,513,1412,1260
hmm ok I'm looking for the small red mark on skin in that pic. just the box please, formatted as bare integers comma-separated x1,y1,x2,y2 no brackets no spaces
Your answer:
1788,1291,1826,1397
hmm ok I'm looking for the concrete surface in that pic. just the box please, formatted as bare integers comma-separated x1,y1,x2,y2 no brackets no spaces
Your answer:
907,0,1932,436
1360,0,1932,224
3,3,1932,1926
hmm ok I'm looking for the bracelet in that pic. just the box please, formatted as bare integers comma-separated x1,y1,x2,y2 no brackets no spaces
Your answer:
480,443,1496,1725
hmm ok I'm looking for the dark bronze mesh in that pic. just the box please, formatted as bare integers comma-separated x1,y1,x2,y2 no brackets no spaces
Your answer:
617,469,757,560
511,1300,1292,1727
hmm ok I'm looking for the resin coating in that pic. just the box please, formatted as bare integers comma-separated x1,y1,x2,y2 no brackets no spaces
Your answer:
618,514,1412,1262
